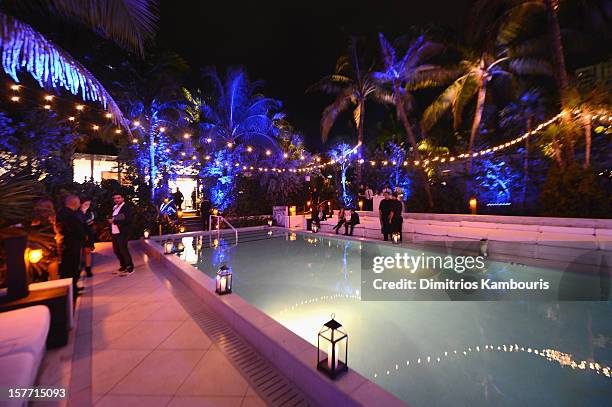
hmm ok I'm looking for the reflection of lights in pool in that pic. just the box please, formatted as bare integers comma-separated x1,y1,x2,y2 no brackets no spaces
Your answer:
276,293,361,317
371,343,612,381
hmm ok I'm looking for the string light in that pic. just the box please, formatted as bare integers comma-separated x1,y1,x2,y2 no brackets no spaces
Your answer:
43,95,54,101
43,104,51,110
10,96,19,102
159,126,166,133
133,120,140,127
247,146,253,152
68,116,75,121
75,104,84,111
10,84,20,91
183,133,191,139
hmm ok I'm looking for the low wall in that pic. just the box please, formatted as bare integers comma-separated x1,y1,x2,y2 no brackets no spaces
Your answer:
142,235,406,407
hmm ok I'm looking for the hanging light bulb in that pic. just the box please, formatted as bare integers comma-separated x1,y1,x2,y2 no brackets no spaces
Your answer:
132,138,138,143
283,153,289,158
133,120,140,127
115,129,122,134
76,104,85,111
227,142,233,148
10,84,20,91
43,104,51,110
92,124,99,130
266,150,271,156
105,113,112,119
183,133,191,139
10,96,19,102
247,146,253,152
206,138,212,143
159,126,166,133
68,116,76,121
44,95,54,101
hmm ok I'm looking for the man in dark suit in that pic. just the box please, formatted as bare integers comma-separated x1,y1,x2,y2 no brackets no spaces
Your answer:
390,192,404,242
56,195,86,295
379,191,393,241
108,192,134,275
200,197,212,230
344,209,360,236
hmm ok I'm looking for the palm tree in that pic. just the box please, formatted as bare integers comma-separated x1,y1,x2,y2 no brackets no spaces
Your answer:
373,33,454,208
500,89,546,208
0,0,159,126
308,38,393,181
199,67,282,148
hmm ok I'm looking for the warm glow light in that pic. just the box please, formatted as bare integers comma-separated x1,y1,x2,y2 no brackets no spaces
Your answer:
181,152,186,157
43,104,51,110
105,113,112,118
115,129,122,134
159,126,166,132
183,133,191,139
133,120,140,126
191,155,197,160
27,248,43,264
92,124,99,130
10,96,19,102
68,116,75,121
44,95,54,101
247,146,253,152
206,138,212,143
265,149,271,156
10,84,20,91
76,104,84,111
205,155,211,160
227,142,233,148
283,153,289,158
132,138,138,143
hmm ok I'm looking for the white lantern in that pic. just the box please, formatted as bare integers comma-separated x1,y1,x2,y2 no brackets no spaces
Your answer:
392,232,401,244
143,229,150,239
312,223,319,233
216,264,233,295
317,314,348,379
163,240,174,254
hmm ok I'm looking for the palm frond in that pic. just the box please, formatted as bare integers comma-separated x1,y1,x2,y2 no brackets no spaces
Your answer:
421,75,466,131
0,171,42,228
496,1,545,46
404,66,460,91
0,12,129,128
451,73,480,129
509,57,552,76
47,0,159,56
321,92,351,142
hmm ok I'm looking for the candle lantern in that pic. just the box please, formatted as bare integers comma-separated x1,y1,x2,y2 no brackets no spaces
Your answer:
312,223,319,233
212,208,219,216
163,240,174,254
358,200,364,211
317,314,348,379
26,247,44,264
177,209,183,219
480,238,489,257
289,206,297,216
216,264,233,295
176,241,185,253
469,197,477,215
267,219,273,227
179,225,186,233
392,232,401,244
143,229,150,239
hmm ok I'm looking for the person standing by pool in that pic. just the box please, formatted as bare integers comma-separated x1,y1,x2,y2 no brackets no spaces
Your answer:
344,208,360,236
333,207,347,234
382,184,393,195
56,195,86,294
78,197,96,277
390,192,403,242
200,196,212,230
173,187,184,210
365,185,374,211
108,192,135,276
379,191,393,241
310,187,320,209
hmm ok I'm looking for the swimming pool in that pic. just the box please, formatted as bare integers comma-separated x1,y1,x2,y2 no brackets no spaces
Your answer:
169,230,612,406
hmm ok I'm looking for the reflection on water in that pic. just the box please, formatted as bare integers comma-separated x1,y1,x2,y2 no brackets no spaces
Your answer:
171,231,612,407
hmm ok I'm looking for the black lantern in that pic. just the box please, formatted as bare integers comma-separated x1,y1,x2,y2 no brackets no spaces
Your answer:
312,223,319,233
317,314,348,379
216,264,233,295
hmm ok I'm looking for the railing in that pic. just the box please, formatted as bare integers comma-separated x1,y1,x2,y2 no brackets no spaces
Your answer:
209,214,238,244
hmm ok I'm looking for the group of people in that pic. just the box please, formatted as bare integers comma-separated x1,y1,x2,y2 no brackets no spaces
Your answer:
310,203,361,236
53,192,134,299
379,190,404,241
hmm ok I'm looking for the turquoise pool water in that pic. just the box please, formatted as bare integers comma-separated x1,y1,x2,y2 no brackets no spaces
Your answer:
170,231,612,406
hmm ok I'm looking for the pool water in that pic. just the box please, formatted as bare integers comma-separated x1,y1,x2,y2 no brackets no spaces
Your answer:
172,231,612,406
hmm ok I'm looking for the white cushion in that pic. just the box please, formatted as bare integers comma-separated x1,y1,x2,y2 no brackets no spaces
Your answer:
0,352,36,399
537,233,599,250
595,229,612,238
413,224,448,236
495,223,541,232
29,279,74,328
539,226,595,236
0,306,50,357
486,229,539,242
460,221,499,230
447,226,488,240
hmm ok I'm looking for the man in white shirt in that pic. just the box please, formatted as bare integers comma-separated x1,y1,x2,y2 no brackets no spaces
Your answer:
365,185,374,211
108,193,134,275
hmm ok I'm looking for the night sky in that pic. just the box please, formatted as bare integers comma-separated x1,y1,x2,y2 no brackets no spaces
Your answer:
160,0,472,148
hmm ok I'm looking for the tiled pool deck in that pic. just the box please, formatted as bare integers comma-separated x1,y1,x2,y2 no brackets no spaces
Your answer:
35,243,268,407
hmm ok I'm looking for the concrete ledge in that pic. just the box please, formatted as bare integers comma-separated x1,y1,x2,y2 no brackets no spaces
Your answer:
141,238,407,407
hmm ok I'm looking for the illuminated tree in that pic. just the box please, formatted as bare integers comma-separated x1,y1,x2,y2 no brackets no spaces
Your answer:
0,0,159,125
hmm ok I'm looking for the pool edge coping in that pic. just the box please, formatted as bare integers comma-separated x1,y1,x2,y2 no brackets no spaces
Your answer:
141,231,408,407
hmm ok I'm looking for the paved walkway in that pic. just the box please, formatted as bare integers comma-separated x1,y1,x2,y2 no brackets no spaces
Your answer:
36,242,266,407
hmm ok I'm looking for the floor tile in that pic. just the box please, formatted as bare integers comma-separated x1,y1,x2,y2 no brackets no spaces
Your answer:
92,349,150,394
167,396,244,407
241,396,268,407
94,394,171,407
105,320,183,349
176,349,249,397
158,319,213,350
110,349,205,395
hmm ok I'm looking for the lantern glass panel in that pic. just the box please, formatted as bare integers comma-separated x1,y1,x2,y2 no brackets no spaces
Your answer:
317,318,348,379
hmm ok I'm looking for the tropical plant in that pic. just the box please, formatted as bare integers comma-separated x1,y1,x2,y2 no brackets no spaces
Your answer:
308,38,393,183
328,143,358,207
500,89,547,206
198,66,282,147
373,33,454,207
0,0,158,126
